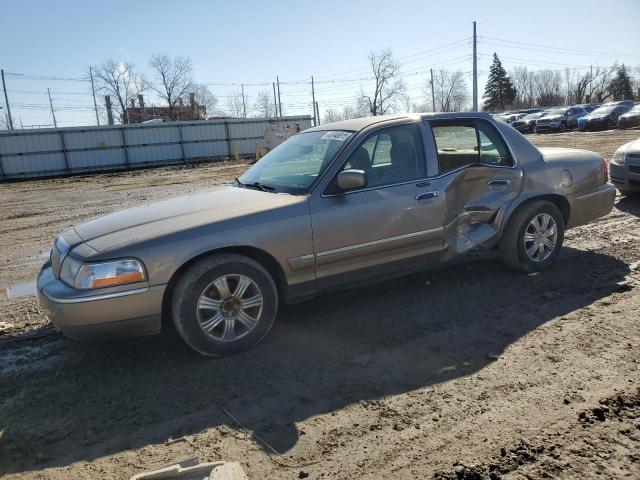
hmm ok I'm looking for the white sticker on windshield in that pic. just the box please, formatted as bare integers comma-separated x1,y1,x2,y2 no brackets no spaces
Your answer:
321,131,351,141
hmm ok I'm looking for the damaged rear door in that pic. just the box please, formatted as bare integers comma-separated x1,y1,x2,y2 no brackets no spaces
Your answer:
423,118,523,257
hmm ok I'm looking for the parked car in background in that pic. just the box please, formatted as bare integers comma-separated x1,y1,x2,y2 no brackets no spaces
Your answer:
618,104,640,129
610,137,640,195
577,103,600,113
37,113,616,356
511,111,547,133
602,100,635,109
534,106,587,133
578,104,631,131
496,112,527,124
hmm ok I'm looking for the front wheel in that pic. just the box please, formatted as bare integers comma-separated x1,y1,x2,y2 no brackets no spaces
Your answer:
171,253,278,356
500,200,565,273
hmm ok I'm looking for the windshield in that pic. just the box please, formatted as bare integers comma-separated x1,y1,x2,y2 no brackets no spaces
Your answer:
591,106,615,115
544,108,568,116
238,130,354,194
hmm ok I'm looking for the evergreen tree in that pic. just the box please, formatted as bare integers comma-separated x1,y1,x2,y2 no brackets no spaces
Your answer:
483,53,517,111
609,64,634,101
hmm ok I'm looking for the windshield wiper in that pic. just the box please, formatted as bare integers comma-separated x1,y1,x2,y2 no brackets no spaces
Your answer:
234,178,276,192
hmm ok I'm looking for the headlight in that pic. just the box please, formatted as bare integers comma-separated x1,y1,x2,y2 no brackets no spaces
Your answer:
59,257,146,289
612,148,626,165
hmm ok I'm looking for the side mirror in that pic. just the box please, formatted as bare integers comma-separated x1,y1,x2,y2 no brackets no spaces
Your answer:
337,169,367,191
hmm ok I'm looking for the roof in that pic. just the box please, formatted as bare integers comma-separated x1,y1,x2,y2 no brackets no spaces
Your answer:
307,111,494,133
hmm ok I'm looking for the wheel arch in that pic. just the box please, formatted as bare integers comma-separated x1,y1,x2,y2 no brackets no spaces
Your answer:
161,246,287,332
502,194,570,231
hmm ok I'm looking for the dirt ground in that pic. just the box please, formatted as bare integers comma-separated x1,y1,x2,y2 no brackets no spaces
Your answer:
0,129,639,479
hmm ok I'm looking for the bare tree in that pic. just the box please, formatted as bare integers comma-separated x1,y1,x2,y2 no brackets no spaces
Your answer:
510,66,535,108
323,97,369,123
93,59,144,123
323,108,343,123
0,110,11,130
533,70,564,107
188,83,218,115
147,53,193,120
564,69,591,105
590,66,615,103
253,89,274,118
428,69,469,112
226,89,247,118
361,49,405,116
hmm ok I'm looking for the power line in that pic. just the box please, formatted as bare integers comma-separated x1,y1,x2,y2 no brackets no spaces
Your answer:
480,36,640,60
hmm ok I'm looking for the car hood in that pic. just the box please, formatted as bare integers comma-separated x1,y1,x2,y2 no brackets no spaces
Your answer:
620,138,640,154
539,115,563,121
620,112,640,118
74,186,306,252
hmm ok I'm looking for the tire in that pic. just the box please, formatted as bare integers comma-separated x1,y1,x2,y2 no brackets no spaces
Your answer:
500,200,565,273
559,122,566,132
619,189,638,197
171,253,278,356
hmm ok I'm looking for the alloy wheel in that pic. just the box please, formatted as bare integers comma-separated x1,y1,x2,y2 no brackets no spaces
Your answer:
196,274,263,342
523,213,558,262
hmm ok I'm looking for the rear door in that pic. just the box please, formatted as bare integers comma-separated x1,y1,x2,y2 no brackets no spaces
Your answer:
423,118,523,257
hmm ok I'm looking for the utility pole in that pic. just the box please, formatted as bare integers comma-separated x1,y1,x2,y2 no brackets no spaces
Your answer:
47,88,58,128
89,66,100,125
241,83,247,118
272,82,278,118
105,95,114,125
472,21,478,111
430,68,436,112
315,101,320,125
1,69,14,129
276,76,282,117
311,76,317,126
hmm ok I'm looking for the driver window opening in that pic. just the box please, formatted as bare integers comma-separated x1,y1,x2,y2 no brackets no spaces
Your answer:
336,124,425,191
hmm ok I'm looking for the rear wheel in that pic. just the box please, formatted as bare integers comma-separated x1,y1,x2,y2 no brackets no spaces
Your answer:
500,200,565,273
171,253,278,356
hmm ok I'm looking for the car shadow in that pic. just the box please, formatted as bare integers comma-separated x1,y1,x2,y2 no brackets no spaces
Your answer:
0,246,630,475
614,193,640,216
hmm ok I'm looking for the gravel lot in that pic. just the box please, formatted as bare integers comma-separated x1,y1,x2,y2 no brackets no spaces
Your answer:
0,129,639,479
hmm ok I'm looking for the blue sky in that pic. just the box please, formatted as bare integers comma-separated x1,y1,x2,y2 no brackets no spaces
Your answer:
1,0,639,127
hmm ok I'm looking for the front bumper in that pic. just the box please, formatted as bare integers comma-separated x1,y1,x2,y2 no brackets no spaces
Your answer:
534,122,562,133
618,117,640,129
582,118,609,131
567,183,616,228
610,162,640,193
37,263,165,340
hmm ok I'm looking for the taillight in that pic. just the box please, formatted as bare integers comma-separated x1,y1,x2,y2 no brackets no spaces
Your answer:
603,158,609,183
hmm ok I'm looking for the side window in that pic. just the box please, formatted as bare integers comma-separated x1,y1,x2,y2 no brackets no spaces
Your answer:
477,121,513,166
431,120,513,174
339,124,425,190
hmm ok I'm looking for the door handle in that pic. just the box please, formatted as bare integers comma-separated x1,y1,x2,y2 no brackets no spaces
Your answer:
488,179,511,186
415,191,440,200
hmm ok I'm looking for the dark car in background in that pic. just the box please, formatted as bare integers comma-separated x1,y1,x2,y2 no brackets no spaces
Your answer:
534,106,587,133
511,111,547,133
577,103,600,113
603,100,635,109
578,104,631,131
618,104,640,129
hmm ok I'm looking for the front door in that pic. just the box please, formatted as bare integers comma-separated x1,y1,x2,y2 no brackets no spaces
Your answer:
308,123,446,290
